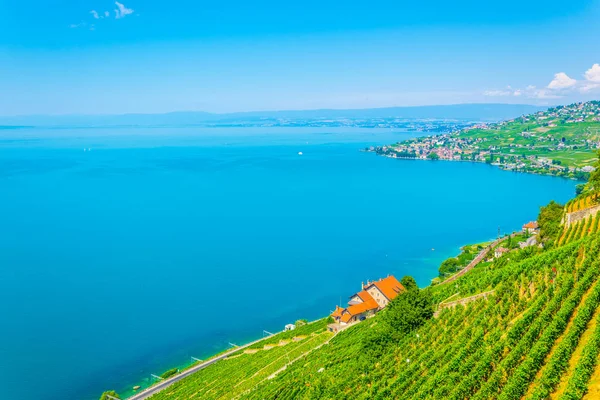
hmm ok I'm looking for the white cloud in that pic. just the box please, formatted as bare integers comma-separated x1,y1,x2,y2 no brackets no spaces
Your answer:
483,64,600,100
115,1,134,19
484,89,512,97
547,72,577,89
483,86,519,97
71,3,135,30
581,83,600,93
531,89,562,99
483,85,562,100
585,64,600,83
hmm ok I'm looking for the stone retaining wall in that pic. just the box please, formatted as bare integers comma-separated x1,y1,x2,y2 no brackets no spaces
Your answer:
434,290,495,317
564,205,600,227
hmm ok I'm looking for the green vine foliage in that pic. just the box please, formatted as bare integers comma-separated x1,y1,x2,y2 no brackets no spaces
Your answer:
139,204,600,400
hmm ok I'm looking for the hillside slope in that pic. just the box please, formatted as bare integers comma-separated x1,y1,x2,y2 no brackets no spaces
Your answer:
135,196,600,400
371,100,600,179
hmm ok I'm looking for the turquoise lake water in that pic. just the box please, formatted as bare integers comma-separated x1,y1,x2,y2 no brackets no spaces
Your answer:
0,127,576,400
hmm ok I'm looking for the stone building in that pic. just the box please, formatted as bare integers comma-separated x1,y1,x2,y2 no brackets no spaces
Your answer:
330,276,405,329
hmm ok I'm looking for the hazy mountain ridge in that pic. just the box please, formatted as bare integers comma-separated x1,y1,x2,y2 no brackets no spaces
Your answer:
0,104,546,127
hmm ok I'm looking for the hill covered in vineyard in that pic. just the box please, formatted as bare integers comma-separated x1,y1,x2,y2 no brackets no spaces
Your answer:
103,160,600,400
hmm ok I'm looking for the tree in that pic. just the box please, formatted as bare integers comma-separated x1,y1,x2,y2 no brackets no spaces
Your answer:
360,276,433,359
587,151,600,192
100,391,120,400
538,200,564,246
400,276,418,291
383,287,433,338
576,183,586,196
161,368,178,379
439,258,459,278
428,152,440,160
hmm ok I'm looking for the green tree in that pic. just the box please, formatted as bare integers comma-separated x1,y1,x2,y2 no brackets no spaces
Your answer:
400,276,418,291
588,151,600,192
383,287,434,338
161,368,178,379
439,258,459,278
538,200,564,246
427,152,440,160
99,391,120,400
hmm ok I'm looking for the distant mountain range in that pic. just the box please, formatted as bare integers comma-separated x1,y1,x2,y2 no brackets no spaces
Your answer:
0,103,547,127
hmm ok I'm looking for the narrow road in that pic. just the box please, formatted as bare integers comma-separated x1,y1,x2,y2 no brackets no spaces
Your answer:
442,233,518,285
127,333,280,400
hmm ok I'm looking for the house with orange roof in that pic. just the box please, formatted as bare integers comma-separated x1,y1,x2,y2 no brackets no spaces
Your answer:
329,276,405,330
522,221,539,234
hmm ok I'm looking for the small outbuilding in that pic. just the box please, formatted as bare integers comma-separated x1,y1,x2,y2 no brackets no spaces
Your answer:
494,247,510,258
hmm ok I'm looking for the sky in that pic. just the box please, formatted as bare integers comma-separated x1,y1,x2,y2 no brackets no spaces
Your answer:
1,0,600,115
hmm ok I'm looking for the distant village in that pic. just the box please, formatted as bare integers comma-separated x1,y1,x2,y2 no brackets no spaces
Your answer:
368,101,600,180
210,117,470,132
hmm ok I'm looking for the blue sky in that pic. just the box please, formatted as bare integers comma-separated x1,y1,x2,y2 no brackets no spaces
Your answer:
1,0,600,115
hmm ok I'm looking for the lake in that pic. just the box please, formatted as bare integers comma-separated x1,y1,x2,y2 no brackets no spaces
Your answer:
0,126,576,400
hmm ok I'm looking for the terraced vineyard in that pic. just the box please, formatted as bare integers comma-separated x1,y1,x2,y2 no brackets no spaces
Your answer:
147,320,333,400
124,198,600,400
236,235,600,400
566,194,599,214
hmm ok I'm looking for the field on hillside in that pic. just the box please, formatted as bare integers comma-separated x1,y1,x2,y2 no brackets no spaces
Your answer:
460,119,600,168
135,188,600,400
371,102,600,180
143,230,600,400
239,235,600,400
147,320,333,400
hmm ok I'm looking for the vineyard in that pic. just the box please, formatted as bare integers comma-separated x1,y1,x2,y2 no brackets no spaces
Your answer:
138,199,600,400
557,212,600,246
566,194,599,214
236,235,600,400
147,320,333,400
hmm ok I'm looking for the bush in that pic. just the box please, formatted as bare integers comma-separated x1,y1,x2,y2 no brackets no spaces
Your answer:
160,368,178,379
99,391,120,400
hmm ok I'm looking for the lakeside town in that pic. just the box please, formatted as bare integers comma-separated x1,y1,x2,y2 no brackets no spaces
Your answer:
368,101,600,180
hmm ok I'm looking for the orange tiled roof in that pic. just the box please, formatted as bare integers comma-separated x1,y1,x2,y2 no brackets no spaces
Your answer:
331,306,344,318
340,312,353,323
346,297,379,316
355,290,376,303
371,276,405,301
523,221,538,229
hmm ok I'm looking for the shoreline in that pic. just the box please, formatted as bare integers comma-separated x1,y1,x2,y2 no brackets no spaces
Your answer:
113,233,504,399
100,144,576,400
366,149,584,181
118,318,325,400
